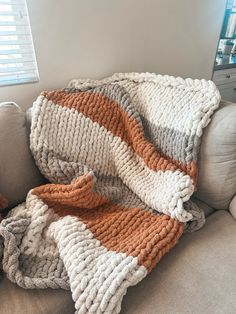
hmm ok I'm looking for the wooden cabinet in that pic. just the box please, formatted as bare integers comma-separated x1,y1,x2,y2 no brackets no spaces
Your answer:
218,83,236,102
213,68,236,102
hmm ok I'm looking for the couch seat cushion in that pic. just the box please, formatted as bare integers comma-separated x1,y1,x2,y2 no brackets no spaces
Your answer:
0,211,235,314
0,276,74,314
191,196,215,217
122,210,236,313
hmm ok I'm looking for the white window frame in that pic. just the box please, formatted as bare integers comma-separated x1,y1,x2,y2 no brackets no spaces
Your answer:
0,0,39,87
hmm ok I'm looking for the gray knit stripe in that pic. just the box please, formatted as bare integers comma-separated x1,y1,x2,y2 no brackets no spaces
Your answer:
0,214,69,290
141,117,196,165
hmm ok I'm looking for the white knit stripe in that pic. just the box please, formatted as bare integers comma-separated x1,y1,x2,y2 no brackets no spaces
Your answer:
116,79,220,135
52,215,147,314
68,72,219,96
31,100,194,221
19,195,52,255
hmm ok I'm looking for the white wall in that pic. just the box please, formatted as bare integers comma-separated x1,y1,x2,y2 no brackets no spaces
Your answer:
0,0,226,110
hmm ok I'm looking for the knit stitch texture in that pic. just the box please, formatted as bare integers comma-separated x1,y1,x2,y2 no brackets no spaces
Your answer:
0,73,220,313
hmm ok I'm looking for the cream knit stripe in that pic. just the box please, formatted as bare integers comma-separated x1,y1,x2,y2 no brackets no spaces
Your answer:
68,72,220,95
52,215,147,314
31,100,194,222
19,193,65,264
116,79,219,135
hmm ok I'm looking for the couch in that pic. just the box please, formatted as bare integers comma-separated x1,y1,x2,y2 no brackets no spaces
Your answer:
0,100,235,314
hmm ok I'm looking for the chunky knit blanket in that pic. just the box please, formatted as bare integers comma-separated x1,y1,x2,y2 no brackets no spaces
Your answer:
0,73,220,313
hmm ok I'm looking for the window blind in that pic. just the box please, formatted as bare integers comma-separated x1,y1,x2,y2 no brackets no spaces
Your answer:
0,0,38,87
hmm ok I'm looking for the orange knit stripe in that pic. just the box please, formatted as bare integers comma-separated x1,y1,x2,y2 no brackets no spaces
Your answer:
33,174,110,209
33,175,184,272
42,90,197,181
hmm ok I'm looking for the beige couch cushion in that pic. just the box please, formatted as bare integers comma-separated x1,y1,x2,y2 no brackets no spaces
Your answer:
122,210,236,313
196,100,236,209
191,196,214,217
0,102,46,208
229,195,236,219
0,276,74,314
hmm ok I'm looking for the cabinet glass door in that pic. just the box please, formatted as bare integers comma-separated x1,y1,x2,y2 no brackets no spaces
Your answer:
215,0,236,69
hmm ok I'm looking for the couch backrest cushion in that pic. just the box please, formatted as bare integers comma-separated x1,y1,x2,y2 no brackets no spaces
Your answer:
0,102,46,208
195,100,236,210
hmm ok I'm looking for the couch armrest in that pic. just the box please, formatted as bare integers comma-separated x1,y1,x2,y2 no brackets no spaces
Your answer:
229,195,236,220
0,102,46,208
195,100,236,210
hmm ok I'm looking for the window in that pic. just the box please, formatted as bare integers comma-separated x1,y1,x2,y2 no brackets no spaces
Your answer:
0,0,38,87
